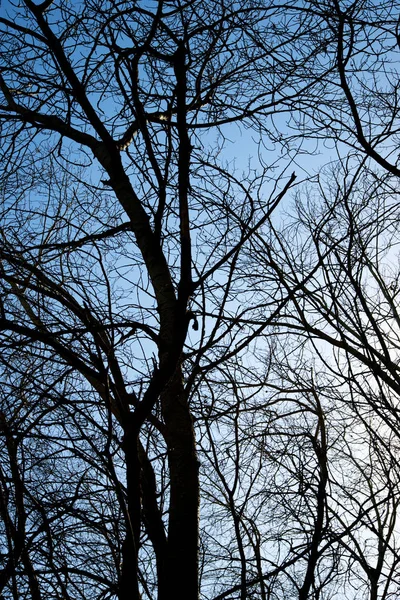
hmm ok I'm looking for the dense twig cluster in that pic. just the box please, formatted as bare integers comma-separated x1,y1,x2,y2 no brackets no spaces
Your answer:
1,1,400,599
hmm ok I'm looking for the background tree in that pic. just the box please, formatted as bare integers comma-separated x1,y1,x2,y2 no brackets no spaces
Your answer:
250,150,400,598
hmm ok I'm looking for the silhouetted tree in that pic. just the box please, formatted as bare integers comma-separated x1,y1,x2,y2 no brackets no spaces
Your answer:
2,1,400,599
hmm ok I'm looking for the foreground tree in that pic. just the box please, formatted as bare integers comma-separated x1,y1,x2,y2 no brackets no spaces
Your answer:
0,0,323,598
2,1,400,599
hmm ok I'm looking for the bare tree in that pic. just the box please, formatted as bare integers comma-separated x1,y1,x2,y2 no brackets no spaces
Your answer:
0,0,326,598
251,149,400,598
3,1,400,599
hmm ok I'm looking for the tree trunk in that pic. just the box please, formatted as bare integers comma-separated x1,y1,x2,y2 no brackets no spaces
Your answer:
161,367,199,600
120,427,142,600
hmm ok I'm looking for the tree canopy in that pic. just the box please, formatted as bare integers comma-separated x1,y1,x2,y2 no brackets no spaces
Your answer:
1,1,400,599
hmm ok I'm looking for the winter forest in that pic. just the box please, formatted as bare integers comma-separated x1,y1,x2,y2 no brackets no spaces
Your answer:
1,1,400,599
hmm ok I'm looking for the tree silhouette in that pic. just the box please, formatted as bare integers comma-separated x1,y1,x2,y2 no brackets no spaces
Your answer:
1,1,400,599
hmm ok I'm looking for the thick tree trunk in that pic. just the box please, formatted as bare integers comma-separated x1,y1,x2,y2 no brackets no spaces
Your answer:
161,368,199,600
